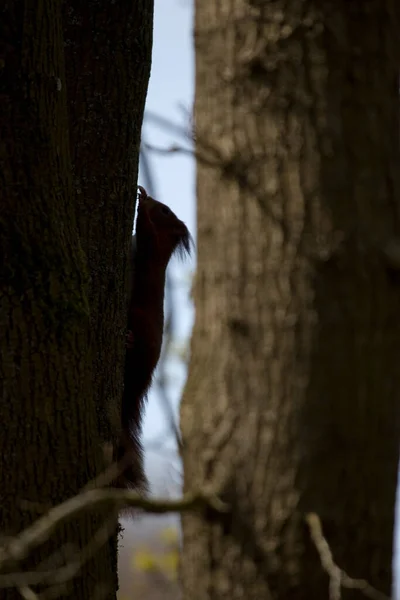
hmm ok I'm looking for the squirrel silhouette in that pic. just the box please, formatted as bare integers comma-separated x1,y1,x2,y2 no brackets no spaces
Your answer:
115,186,192,490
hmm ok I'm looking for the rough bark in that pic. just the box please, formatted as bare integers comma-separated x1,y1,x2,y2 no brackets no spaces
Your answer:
181,1,400,599
62,0,154,586
0,1,153,598
63,0,153,447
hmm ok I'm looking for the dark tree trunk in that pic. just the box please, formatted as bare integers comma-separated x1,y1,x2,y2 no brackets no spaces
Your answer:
181,1,400,599
0,1,153,598
63,0,153,446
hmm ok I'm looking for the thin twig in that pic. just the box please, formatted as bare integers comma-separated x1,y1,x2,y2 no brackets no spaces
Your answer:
306,512,391,600
0,488,227,570
155,271,184,450
18,586,40,600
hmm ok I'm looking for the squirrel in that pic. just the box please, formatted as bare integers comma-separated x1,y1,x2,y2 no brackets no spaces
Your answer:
115,186,192,490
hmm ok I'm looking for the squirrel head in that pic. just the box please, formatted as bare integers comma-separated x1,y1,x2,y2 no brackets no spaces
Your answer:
136,186,192,267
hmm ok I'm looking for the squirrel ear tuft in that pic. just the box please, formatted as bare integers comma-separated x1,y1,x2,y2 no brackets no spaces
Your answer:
137,185,149,202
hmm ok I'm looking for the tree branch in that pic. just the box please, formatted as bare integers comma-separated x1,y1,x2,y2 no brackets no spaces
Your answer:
306,512,391,600
0,488,228,571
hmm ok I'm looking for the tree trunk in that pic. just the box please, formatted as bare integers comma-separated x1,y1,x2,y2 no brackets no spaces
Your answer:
63,0,153,447
181,2,400,599
0,1,153,598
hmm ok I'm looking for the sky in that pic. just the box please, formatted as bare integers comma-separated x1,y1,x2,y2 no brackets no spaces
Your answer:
138,0,195,492
131,0,400,594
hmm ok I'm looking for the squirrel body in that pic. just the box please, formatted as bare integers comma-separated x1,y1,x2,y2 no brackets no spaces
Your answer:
116,186,192,489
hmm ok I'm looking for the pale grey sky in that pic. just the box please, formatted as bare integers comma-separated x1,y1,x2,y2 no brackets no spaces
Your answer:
138,0,195,490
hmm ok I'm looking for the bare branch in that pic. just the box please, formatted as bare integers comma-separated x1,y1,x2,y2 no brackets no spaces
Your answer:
0,488,228,571
155,271,184,450
306,513,391,600
0,515,117,591
18,586,39,600
144,111,191,140
144,142,193,157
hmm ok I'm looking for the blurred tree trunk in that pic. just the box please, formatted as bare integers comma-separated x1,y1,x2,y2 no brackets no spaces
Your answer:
181,2,400,599
0,1,152,598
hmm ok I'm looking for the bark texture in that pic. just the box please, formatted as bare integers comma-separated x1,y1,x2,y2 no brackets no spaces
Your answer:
0,0,153,598
63,0,154,446
181,1,400,599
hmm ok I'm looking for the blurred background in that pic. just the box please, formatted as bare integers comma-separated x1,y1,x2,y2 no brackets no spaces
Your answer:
118,1,195,598
117,1,400,598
